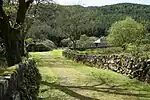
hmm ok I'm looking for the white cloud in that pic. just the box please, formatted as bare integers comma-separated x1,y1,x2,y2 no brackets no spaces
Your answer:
54,0,150,6
55,0,78,5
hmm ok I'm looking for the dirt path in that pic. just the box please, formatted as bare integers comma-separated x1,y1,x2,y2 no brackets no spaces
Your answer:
30,50,150,100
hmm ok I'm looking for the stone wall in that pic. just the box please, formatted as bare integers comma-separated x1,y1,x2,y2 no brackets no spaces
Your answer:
0,58,41,100
62,49,150,83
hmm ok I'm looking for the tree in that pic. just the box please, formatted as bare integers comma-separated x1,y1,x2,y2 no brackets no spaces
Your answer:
57,6,93,50
107,17,146,50
76,34,97,49
0,0,34,66
61,38,71,47
25,3,58,45
26,22,55,40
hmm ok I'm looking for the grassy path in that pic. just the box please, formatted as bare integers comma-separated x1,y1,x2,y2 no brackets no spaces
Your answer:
30,50,150,100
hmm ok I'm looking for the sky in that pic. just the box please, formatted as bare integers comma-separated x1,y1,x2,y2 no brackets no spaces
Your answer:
54,0,150,6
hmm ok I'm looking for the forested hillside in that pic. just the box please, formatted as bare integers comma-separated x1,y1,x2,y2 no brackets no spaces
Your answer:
88,3,150,19
55,3,150,45
22,3,150,47
2,3,150,48
91,4,150,27
86,3,150,36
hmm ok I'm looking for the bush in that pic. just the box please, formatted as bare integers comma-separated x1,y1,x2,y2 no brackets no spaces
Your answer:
107,17,146,50
101,47,123,54
125,44,140,57
126,44,138,52
141,39,150,44
41,39,55,49
140,44,150,52
80,47,123,55
26,39,55,52
61,38,71,47
76,34,98,50
61,35,98,50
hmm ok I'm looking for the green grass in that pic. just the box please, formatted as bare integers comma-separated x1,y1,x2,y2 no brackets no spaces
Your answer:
30,50,150,100
78,46,150,58
79,47,123,55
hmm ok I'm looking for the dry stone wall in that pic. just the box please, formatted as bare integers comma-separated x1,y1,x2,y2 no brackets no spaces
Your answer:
62,49,150,83
0,58,41,100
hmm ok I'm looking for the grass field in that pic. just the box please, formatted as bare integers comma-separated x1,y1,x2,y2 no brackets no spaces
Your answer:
30,49,150,100
78,46,150,58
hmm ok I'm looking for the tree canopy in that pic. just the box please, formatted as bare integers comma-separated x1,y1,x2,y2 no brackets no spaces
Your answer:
26,3,150,47
107,17,146,49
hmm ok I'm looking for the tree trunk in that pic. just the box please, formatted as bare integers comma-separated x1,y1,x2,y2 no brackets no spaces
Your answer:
4,28,22,67
0,0,34,66
19,34,26,56
72,40,76,50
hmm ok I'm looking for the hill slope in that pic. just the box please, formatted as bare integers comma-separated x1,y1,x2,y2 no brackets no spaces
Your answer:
87,3,150,36
59,3,150,37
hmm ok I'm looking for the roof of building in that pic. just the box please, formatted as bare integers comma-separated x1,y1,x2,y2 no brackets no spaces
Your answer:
94,39,101,43
93,36,106,44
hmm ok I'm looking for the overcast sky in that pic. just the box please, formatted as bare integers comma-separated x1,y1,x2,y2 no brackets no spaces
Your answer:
54,0,150,6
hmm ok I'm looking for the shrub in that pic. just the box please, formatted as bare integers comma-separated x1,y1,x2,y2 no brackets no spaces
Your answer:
107,17,146,50
61,38,71,47
126,44,137,52
26,39,55,52
76,34,98,50
41,39,55,49
141,39,150,44
79,47,123,55
140,44,150,52
101,47,123,54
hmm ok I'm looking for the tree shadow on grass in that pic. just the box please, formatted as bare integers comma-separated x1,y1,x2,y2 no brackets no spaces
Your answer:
40,81,150,100
91,71,150,93
40,81,100,100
